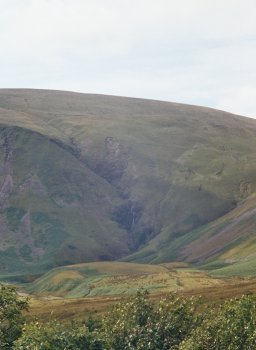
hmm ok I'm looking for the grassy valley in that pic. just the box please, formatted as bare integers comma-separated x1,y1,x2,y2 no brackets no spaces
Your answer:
22,261,256,322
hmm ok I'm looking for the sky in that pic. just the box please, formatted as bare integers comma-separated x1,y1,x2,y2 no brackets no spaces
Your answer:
0,0,256,117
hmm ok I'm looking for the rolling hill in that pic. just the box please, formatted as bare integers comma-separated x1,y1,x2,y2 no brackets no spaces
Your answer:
24,261,224,298
1,89,256,279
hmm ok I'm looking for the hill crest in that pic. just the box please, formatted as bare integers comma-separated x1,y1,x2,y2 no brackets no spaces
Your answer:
0,89,256,278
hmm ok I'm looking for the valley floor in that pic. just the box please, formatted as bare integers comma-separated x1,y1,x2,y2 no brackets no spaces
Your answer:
26,277,256,321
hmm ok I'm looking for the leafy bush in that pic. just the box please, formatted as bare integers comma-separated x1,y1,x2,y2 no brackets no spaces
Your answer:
0,284,28,349
180,295,256,350
13,321,102,350
102,290,200,350
5,289,256,350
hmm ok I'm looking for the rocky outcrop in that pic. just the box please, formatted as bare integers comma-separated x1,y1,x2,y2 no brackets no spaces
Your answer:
0,174,13,209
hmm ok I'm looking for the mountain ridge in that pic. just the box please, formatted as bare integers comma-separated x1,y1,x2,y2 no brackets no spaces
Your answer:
1,89,256,278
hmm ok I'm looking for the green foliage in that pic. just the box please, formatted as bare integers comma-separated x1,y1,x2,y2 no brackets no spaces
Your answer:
102,290,200,350
7,290,256,350
11,290,201,350
180,295,256,350
13,321,101,350
0,284,28,349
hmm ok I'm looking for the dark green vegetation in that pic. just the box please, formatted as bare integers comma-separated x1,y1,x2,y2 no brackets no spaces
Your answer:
2,286,256,350
0,285,28,349
1,89,256,279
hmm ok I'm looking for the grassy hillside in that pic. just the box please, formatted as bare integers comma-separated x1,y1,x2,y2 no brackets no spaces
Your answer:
26,277,256,321
127,195,256,268
0,124,130,278
1,89,256,278
24,261,224,298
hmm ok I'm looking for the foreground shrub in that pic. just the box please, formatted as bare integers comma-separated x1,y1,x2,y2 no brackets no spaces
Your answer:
0,284,28,350
102,290,200,350
7,289,256,349
13,320,103,350
180,295,256,350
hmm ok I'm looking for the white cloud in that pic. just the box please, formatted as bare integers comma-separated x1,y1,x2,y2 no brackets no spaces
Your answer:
0,0,256,117
216,86,256,118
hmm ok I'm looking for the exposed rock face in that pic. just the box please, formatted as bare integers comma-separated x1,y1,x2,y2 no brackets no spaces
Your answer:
16,211,43,259
18,174,47,196
0,214,10,245
0,175,13,208
18,212,32,243
105,136,121,156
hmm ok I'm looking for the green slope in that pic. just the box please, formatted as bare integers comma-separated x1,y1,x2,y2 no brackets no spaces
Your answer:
25,261,223,298
0,124,129,278
1,89,256,277
127,194,256,277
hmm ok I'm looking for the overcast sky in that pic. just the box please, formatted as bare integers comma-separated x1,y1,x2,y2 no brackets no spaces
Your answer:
0,0,256,117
